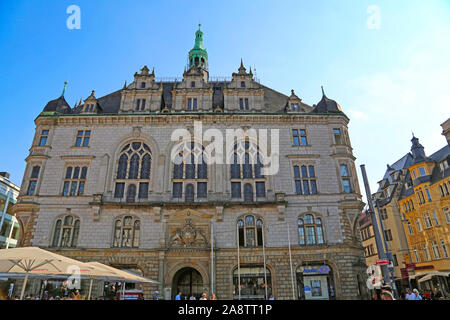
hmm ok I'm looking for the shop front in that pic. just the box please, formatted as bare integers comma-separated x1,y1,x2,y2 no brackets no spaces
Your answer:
296,264,335,300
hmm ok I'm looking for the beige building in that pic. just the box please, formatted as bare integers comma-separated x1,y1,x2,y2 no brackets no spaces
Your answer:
13,27,367,300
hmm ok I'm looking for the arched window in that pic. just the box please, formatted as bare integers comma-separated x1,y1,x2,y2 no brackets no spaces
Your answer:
114,142,152,201
172,141,208,200
237,215,264,247
52,215,80,248
230,140,266,200
298,214,325,245
112,216,140,248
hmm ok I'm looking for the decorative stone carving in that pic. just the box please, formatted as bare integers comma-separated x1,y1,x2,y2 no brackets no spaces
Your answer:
168,219,208,248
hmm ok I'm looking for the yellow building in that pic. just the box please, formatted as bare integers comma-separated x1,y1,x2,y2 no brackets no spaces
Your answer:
397,119,450,296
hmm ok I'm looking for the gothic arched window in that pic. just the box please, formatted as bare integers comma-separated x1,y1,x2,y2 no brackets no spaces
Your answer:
298,214,325,246
52,215,80,248
237,215,264,247
172,141,208,200
112,216,140,248
230,140,266,201
114,142,152,201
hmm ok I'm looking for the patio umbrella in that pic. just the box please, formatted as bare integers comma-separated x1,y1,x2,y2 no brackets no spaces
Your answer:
84,262,160,300
0,247,103,299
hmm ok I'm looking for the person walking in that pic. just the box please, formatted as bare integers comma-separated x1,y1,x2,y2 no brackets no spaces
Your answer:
153,290,159,300
200,293,207,300
411,289,422,300
405,288,414,300
268,294,275,300
189,294,196,300
175,292,182,300
210,293,217,300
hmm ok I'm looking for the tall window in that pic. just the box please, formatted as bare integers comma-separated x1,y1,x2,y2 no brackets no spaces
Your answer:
114,142,152,201
112,216,140,248
135,99,146,111
407,221,413,235
75,130,91,147
416,218,423,232
290,103,299,111
62,166,87,196
441,240,448,258
298,214,325,245
187,98,197,111
432,210,440,226
425,187,432,202
172,141,207,201
39,130,49,146
239,98,249,110
384,229,393,241
413,247,420,262
444,207,450,224
230,141,265,201
431,241,441,259
240,81,245,88
52,216,80,248
293,165,318,195
27,166,40,195
237,215,263,247
340,164,352,193
333,128,343,145
292,129,307,146
423,245,430,261
418,167,426,176
424,213,432,229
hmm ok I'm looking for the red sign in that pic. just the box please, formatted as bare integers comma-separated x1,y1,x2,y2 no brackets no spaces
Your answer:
376,259,389,265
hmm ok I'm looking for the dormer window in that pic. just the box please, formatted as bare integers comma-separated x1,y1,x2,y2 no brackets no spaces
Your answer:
187,98,197,111
290,103,299,111
239,98,249,110
240,81,245,88
136,99,146,111
418,167,426,176
141,82,146,89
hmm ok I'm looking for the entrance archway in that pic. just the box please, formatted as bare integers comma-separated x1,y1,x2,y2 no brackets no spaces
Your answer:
172,267,203,300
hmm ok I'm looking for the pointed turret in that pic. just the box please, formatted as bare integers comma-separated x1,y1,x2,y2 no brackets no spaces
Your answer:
410,135,429,164
188,24,208,70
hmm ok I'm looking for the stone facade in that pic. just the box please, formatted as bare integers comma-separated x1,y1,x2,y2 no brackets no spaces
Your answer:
13,27,366,300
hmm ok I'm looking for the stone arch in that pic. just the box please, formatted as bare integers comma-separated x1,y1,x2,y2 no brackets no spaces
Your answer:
165,261,210,290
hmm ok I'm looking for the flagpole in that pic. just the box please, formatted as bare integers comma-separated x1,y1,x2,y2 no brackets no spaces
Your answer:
262,225,268,299
236,223,241,300
211,222,214,295
287,222,295,299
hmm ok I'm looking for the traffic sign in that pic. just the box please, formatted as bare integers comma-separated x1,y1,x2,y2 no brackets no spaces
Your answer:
376,259,389,265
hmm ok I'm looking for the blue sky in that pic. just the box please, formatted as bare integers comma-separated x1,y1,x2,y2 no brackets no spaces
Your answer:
0,0,449,196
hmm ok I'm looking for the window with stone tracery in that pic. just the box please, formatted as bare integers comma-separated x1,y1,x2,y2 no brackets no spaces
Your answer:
230,140,265,201
112,216,140,248
114,142,152,202
237,215,264,247
52,215,80,248
172,141,208,201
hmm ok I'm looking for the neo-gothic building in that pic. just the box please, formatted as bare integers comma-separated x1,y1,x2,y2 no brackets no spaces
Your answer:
14,26,367,300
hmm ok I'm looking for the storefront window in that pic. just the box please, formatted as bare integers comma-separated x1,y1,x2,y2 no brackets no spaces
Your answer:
296,264,335,300
233,266,271,300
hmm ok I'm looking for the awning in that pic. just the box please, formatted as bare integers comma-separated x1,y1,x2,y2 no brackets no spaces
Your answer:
414,271,450,282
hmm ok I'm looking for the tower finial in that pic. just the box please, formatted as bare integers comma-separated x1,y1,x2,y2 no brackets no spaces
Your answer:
61,81,68,97
321,85,325,97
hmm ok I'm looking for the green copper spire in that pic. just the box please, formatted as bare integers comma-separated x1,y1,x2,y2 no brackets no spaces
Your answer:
188,24,208,70
321,85,325,97
61,81,68,97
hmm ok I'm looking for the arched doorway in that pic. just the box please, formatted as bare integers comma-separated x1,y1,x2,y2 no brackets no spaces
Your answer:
172,267,203,300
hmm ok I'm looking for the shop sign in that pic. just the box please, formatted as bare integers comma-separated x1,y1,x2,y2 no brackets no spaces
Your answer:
376,259,389,265
303,266,330,274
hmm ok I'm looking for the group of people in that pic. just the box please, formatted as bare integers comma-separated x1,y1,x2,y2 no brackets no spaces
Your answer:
371,285,448,300
172,291,217,300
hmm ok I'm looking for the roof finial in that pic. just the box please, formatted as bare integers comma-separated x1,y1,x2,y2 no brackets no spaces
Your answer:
198,23,201,30
61,81,68,97
321,85,325,97
123,80,127,89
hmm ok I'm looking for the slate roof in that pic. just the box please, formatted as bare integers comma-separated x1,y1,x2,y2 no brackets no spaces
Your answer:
40,82,342,116
42,96,72,114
